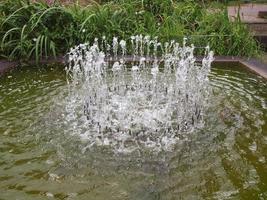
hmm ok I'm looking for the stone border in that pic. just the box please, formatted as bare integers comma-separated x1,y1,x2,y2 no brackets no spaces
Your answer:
239,58,267,79
1,56,267,79
0,60,19,75
0,57,65,75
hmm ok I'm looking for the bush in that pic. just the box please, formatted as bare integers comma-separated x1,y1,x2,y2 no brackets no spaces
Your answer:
0,0,261,62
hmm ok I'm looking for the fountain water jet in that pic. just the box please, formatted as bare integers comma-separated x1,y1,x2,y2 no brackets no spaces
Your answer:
65,36,214,154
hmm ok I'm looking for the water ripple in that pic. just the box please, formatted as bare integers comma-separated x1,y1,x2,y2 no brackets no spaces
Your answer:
0,65,266,199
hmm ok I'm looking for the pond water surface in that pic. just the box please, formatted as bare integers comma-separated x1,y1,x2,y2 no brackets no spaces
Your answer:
0,64,266,200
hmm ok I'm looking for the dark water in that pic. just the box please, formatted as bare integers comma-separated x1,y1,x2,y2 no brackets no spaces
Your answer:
0,64,266,200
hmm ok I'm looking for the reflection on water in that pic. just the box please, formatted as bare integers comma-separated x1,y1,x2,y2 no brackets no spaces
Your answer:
0,64,266,199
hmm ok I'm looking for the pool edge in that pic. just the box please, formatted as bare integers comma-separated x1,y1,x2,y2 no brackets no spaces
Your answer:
1,56,267,79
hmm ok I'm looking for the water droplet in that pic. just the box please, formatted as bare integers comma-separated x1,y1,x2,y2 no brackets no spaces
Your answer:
249,141,257,152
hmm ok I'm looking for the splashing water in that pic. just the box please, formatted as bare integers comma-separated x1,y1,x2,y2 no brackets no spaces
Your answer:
65,35,214,154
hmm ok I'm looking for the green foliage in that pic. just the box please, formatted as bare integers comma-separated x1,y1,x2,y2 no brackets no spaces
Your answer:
0,0,60,61
142,0,173,16
0,0,261,62
192,9,260,57
173,1,204,32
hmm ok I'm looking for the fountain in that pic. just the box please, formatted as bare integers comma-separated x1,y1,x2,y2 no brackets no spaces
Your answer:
1,35,267,199
65,35,214,153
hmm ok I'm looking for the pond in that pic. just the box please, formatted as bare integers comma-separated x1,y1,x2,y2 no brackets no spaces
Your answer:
0,64,266,199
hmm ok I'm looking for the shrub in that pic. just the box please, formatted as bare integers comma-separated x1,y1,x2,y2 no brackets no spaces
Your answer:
0,0,261,62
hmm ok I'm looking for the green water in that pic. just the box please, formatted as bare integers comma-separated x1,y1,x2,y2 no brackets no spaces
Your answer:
0,64,266,200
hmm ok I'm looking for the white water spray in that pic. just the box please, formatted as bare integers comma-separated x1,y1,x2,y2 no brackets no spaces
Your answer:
66,35,214,154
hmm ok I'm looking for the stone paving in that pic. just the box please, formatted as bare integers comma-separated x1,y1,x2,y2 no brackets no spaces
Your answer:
228,3,267,50
228,3,267,35
228,4,267,24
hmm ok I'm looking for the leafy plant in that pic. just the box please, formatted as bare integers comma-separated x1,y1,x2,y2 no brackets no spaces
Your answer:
0,0,261,63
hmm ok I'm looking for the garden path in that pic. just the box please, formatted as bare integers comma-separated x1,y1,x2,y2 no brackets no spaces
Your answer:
228,3,267,49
